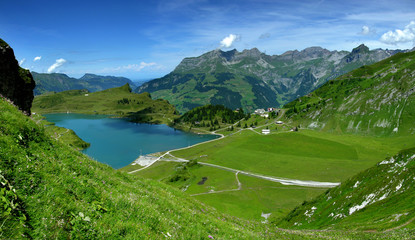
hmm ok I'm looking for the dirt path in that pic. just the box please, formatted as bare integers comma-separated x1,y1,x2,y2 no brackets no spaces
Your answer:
190,171,242,197
236,171,242,190
197,161,339,188
383,216,415,232
55,129,69,140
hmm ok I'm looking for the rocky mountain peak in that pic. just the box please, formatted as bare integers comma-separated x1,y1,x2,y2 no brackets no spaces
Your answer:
351,44,370,54
219,49,238,61
240,48,262,58
80,73,100,80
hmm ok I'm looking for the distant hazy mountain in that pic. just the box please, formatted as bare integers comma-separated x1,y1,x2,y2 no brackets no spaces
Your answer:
32,72,136,95
137,44,406,113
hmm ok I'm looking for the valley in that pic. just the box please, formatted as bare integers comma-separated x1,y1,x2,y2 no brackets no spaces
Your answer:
125,115,415,222
2,33,415,239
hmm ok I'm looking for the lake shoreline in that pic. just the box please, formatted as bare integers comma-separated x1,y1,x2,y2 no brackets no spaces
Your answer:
43,113,219,169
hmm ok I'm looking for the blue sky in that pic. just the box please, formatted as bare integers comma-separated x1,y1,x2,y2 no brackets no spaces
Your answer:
1,0,414,80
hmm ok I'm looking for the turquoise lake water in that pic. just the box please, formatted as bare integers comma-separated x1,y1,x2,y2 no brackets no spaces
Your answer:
44,113,218,169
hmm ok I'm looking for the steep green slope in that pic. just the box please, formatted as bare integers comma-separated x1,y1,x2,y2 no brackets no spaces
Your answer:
137,45,405,113
32,84,178,124
32,72,135,95
6,88,408,240
284,51,415,136
0,97,277,239
277,147,415,231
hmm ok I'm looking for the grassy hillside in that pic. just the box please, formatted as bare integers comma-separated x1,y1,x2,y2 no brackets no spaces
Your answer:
277,147,415,232
4,87,409,240
284,51,415,136
0,97,279,239
32,114,91,150
128,117,415,223
32,84,179,124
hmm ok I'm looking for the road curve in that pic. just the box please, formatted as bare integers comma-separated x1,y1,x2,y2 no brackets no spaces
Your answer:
197,161,340,188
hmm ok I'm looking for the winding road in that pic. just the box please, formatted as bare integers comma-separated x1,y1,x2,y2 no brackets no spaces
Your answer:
128,113,340,188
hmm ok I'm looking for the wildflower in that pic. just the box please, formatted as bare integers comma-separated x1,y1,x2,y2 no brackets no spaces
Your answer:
208,235,214,239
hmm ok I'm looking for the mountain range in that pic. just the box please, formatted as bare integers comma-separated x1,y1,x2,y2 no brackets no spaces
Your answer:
2,36,415,238
137,44,408,113
32,72,136,95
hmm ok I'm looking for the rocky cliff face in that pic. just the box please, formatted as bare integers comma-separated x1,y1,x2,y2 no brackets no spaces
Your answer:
0,38,35,115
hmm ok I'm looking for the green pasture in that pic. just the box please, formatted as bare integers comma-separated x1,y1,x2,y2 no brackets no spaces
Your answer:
171,127,415,182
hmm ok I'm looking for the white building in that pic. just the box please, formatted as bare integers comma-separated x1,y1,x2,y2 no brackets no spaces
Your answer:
254,109,266,115
262,129,270,135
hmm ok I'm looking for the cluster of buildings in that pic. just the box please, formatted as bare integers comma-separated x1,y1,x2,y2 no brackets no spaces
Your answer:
253,107,279,118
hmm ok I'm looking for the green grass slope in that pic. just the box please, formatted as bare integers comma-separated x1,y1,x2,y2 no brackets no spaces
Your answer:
5,89,408,239
0,97,279,239
284,51,415,136
277,147,415,232
32,84,178,124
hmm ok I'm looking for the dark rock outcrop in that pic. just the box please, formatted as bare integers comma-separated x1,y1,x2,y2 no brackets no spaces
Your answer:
0,38,35,115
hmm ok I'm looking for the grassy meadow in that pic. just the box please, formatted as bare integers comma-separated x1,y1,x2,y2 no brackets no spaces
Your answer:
129,118,415,223
32,84,179,124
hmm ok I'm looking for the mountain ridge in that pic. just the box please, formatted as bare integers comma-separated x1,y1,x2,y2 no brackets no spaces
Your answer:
137,44,408,113
32,72,136,95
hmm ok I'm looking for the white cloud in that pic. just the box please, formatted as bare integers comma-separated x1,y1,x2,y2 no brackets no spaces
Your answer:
101,62,160,73
220,34,240,48
361,26,370,35
380,21,415,45
47,58,67,73
134,62,157,71
121,62,157,72
18,58,26,66
33,56,42,62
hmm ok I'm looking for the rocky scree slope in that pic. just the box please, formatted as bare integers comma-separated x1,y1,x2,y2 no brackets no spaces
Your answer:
137,45,405,113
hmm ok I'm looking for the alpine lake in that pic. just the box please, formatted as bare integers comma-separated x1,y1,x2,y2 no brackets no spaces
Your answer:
44,113,219,169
